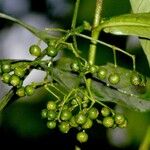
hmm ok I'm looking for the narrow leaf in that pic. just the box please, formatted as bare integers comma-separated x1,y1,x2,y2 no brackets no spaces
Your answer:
100,13,150,39
0,13,51,42
130,0,150,67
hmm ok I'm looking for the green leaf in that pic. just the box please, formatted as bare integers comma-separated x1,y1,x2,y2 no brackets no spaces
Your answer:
0,89,14,111
130,0,150,67
100,13,150,39
0,13,51,42
53,57,150,112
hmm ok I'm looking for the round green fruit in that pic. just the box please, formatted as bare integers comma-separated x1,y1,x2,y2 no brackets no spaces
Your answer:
47,121,56,129
103,116,114,128
29,44,41,57
75,113,87,125
14,67,25,78
118,119,128,128
1,73,11,84
108,73,120,85
2,63,11,73
46,46,58,57
114,113,125,125
47,110,57,121
82,118,93,129
59,122,70,134
88,107,99,120
25,85,35,96
76,131,88,143
98,67,107,80
101,107,110,117
60,110,72,121
10,75,21,87
89,65,98,74
41,109,48,119
47,101,57,110
130,72,141,86
16,87,26,97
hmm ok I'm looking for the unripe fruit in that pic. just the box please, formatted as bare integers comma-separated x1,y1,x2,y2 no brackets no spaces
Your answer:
103,116,114,128
25,85,34,96
16,87,26,97
47,110,57,121
108,73,120,85
130,72,141,86
29,44,41,57
46,46,58,57
60,110,72,121
76,131,88,143
14,67,25,78
10,75,21,87
2,63,11,73
2,73,11,84
47,121,56,129
88,107,99,120
101,107,110,117
59,122,70,133
47,101,57,110
41,109,48,119
114,113,125,125
75,113,87,125
98,67,107,80
82,118,93,129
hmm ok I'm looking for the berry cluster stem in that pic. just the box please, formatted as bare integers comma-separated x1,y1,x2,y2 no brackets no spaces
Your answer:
87,0,103,86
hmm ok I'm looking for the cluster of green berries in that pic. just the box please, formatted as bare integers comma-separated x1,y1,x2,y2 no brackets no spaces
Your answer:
41,95,127,143
0,62,35,97
101,107,127,128
29,40,58,58
70,60,146,86
41,98,98,143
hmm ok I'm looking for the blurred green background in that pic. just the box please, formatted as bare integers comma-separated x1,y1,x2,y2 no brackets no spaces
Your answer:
0,0,150,149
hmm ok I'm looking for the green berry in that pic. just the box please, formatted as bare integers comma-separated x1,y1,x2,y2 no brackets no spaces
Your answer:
47,121,56,129
46,46,58,57
69,116,78,127
88,107,99,120
108,73,120,85
103,116,114,128
41,109,48,118
75,113,87,125
47,110,57,121
82,118,93,129
47,101,57,110
76,131,88,143
59,122,70,134
14,67,25,78
60,110,72,121
10,75,21,87
101,107,110,117
1,73,11,84
29,44,41,57
130,72,141,86
2,63,11,73
118,119,128,128
16,87,25,97
89,65,98,74
25,85,34,96
114,113,125,125
47,39,56,47
98,67,107,80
